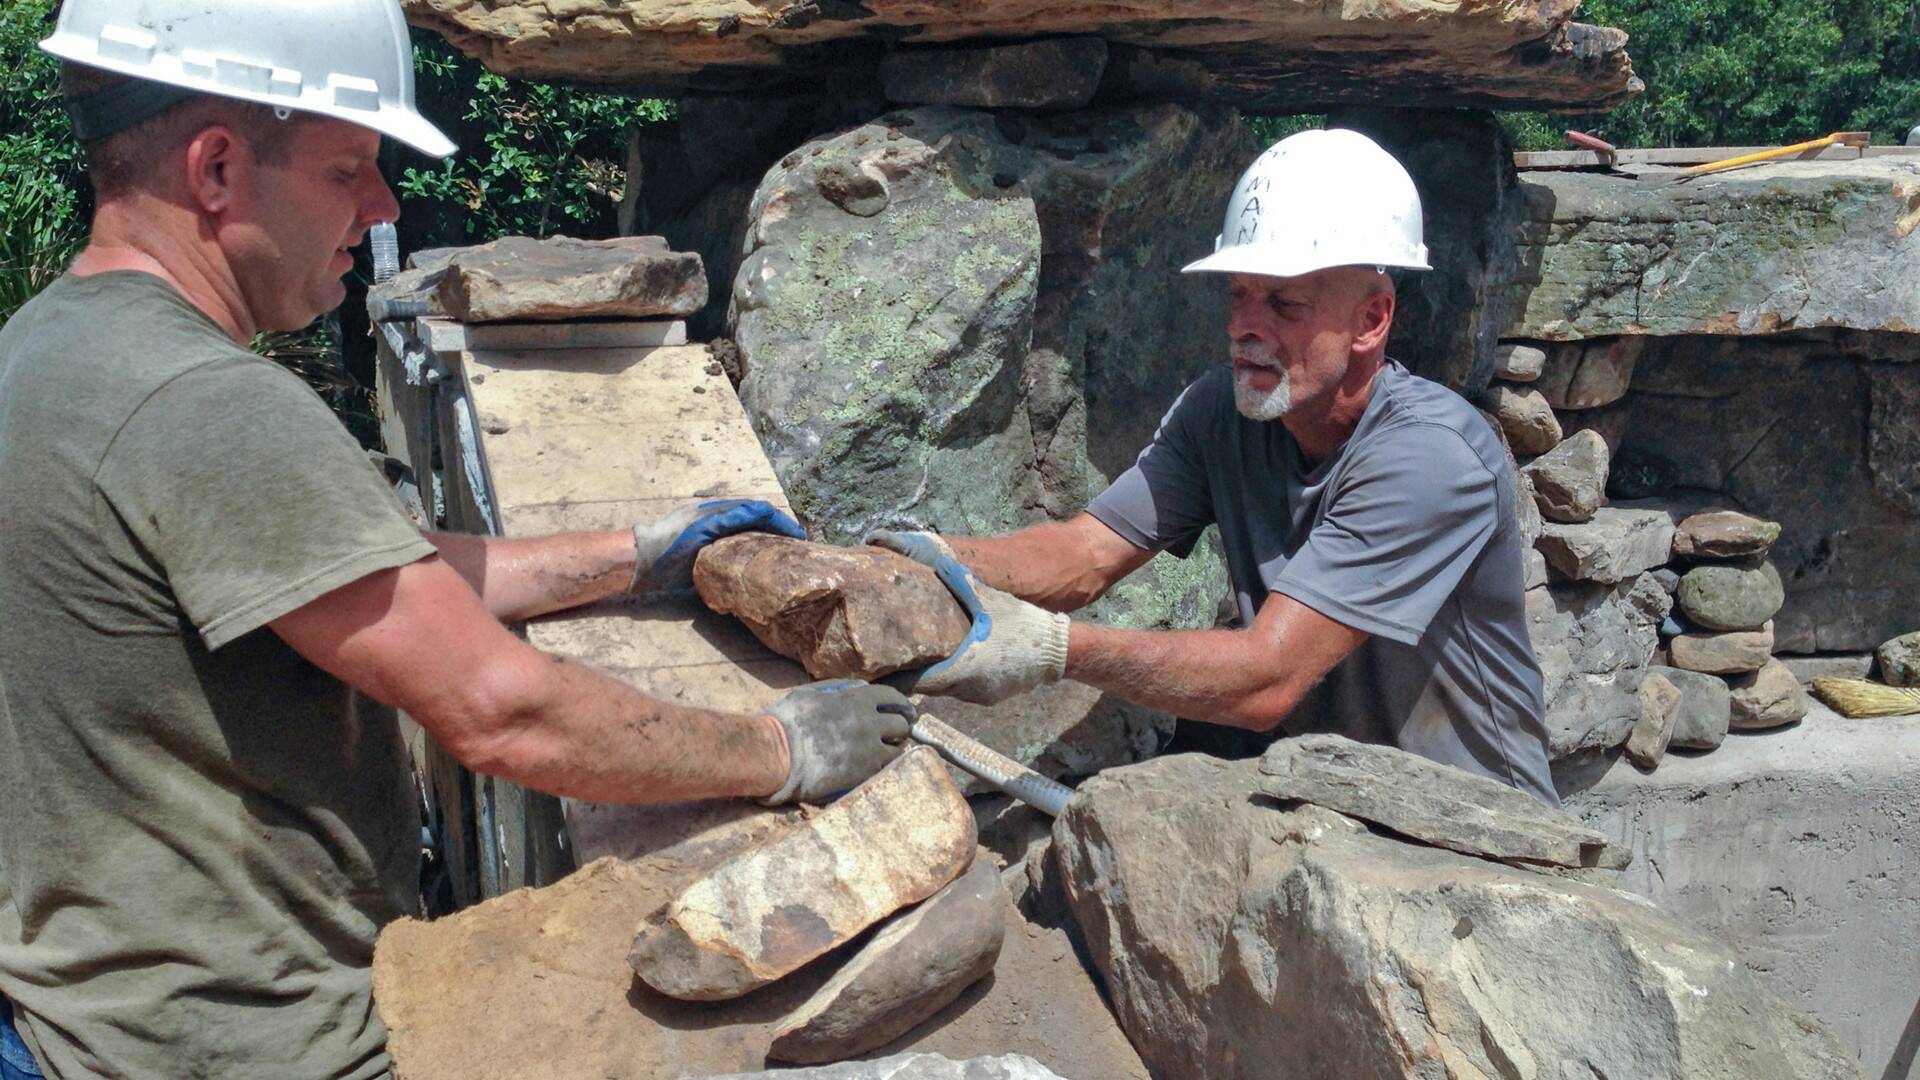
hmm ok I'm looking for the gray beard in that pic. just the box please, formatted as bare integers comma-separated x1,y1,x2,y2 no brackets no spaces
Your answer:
1232,365,1291,421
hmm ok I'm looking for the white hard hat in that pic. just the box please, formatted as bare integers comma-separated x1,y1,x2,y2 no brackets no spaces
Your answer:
40,0,455,158
1183,128,1430,279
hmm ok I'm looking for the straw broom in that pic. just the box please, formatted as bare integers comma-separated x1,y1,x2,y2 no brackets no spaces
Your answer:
1809,677,1920,718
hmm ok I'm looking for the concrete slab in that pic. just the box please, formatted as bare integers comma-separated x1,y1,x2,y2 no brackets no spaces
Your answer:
1566,704,1920,1076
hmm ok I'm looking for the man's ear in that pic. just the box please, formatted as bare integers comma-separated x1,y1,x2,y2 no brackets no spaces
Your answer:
1352,281,1395,354
183,125,245,214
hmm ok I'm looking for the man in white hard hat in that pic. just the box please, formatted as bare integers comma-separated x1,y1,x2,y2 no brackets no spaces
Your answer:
871,128,1555,805
0,2,910,1076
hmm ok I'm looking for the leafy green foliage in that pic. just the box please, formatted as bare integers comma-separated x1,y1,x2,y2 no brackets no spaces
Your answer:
1246,113,1324,146
399,37,674,244
1501,0,1920,149
0,0,86,326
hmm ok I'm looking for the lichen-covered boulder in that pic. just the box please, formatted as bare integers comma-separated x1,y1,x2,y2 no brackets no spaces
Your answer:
730,104,1252,778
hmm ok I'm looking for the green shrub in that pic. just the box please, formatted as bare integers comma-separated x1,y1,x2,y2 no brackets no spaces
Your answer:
1502,0,1920,149
0,0,85,326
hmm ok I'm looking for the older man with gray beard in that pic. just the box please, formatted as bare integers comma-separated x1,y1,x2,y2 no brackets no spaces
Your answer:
867,129,1556,804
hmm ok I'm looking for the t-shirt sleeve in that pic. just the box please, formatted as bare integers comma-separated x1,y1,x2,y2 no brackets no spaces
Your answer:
96,356,436,650
1086,370,1222,557
1270,421,1499,646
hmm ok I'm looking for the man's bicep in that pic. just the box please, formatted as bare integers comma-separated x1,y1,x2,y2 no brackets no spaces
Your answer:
269,554,538,744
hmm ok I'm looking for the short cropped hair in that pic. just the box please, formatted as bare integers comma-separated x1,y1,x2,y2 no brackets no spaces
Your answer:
60,63,312,196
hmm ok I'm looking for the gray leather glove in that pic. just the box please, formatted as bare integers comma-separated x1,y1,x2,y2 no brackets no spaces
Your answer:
764,680,915,805
630,499,804,595
867,531,1070,704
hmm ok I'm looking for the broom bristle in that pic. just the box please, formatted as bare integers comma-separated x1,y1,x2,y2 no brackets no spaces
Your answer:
1809,677,1920,718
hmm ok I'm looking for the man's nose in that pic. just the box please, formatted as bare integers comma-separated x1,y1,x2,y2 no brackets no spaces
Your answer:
1226,296,1262,342
361,172,402,228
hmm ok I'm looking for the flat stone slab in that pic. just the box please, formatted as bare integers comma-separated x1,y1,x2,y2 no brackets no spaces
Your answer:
1507,160,1920,340
434,235,706,323
403,1,1639,112
1668,622,1774,674
1256,734,1630,870
770,855,1006,1064
630,748,976,1000
1537,508,1676,585
694,534,969,681
1674,509,1781,560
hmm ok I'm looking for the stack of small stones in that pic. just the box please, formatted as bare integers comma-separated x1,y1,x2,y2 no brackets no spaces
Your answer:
1483,340,1810,773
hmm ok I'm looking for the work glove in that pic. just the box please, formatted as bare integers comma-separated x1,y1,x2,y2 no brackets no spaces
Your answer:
763,680,915,805
630,499,805,595
867,531,1070,705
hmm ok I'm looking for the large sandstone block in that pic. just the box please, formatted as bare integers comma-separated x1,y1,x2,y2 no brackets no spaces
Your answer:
770,855,1006,1064
433,235,706,323
403,1,1638,113
1257,735,1628,869
374,854,1145,1078
1056,754,1860,1080
694,534,968,681
630,748,975,1000
1536,507,1676,585
1507,161,1920,341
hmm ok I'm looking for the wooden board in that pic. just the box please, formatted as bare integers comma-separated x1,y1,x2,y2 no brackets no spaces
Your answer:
1514,144,1920,169
451,342,809,872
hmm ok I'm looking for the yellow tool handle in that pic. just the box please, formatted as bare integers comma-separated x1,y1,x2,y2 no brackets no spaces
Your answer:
1675,131,1869,179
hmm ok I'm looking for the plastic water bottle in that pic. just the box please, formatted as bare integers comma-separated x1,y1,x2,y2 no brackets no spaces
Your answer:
369,221,400,284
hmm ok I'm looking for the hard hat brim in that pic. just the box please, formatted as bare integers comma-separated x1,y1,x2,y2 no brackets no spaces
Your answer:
1181,244,1432,278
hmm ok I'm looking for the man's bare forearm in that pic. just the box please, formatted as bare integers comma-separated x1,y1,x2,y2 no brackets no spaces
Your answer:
945,515,1149,612
425,530,634,622
1066,622,1300,731
464,650,787,803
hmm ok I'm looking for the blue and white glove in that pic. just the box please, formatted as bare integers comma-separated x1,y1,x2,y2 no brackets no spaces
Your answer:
630,499,805,595
867,530,1070,705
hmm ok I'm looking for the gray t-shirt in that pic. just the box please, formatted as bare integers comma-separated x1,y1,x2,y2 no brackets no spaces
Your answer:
0,272,436,1078
1089,361,1555,804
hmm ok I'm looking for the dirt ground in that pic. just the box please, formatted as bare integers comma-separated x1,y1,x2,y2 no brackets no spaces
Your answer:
374,853,1147,1079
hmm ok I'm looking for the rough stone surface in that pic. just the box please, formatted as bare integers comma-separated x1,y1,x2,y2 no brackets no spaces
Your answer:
1325,107,1524,394
1558,397,1633,457
1728,658,1811,730
1536,507,1676,584
1678,559,1786,631
693,534,969,680
1522,428,1609,523
403,2,1640,113
375,856,1144,1079
1651,664,1734,751
433,235,705,323
1493,342,1544,382
1527,572,1671,758
1536,336,1643,409
630,748,975,1000
1506,160,1920,340
1478,382,1563,454
1877,630,1920,687
1626,668,1681,769
1611,336,1920,651
1566,709,1920,1074
1781,653,1876,683
1868,362,1920,514
1523,547,1549,590
1257,735,1628,869
1057,753,1860,1080
728,104,1245,779
880,38,1107,110
703,1055,1067,1080
1673,509,1781,560
770,856,1006,1064
1668,622,1774,675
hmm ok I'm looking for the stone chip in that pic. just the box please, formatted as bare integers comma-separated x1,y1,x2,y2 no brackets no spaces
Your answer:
433,235,706,323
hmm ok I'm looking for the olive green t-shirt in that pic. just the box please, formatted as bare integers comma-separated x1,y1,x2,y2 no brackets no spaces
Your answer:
0,272,436,1078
